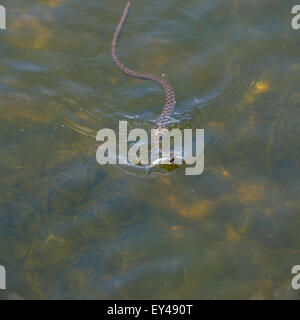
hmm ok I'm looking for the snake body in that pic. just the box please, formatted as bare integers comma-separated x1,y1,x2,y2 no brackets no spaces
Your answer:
112,1,176,129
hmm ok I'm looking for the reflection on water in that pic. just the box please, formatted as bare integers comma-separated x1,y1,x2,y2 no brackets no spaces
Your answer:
0,0,300,299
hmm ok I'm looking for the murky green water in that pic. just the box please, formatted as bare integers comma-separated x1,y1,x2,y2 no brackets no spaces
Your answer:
0,0,300,299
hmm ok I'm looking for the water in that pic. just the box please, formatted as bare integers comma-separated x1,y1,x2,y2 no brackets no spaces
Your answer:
0,0,299,299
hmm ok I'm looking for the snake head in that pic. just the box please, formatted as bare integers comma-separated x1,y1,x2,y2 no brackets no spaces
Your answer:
146,151,175,176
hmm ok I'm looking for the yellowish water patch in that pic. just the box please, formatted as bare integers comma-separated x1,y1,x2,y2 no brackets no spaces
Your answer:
250,279,273,299
236,183,265,203
226,217,248,241
222,170,230,178
65,118,97,139
214,166,231,179
109,77,119,84
160,177,171,188
44,139,94,175
209,121,225,129
243,92,255,104
2,101,53,123
264,208,273,216
151,54,169,69
74,111,90,122
226,225,240,241
161,174,235,221
170,225,185,239
249,114,255,122
45,234,66,245
255,81,270,93
167,194,213,221
9,14,52,49
240,80,271,107
38,0,69,7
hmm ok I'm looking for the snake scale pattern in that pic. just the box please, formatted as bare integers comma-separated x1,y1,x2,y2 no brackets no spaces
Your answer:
112,1,176,129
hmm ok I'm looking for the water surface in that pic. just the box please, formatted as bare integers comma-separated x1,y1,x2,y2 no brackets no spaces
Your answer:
0,0,300,299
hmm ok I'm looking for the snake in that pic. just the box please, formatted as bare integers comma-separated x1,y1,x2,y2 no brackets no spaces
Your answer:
112,1,176,130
